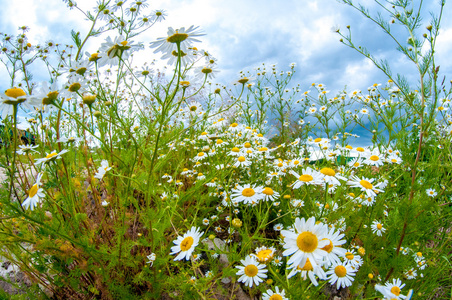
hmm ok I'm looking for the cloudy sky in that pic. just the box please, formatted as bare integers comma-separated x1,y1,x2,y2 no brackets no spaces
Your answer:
1,0,451,94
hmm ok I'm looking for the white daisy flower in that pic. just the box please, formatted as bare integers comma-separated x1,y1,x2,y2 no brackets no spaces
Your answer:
170,226,203,261
233,156,252,168
426,188,437,197
287,258,326,286
319,167,346,186
371,220,386,236
363,148,384,167
262,187,280,201
320,225,347,266
22,173,45,210
281,217,329,268
35,149,69,166
16,144,38,155
230,184,264,205
290,168,323,188
375,278,409,299
347,175,383,199
235,255,267,288
94,160,112,180
326,262,356,289
262,286,289,300
150,26,204,55
146,253,156,266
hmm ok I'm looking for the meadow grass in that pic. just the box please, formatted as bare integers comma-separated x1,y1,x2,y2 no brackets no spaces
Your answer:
0,0,451,299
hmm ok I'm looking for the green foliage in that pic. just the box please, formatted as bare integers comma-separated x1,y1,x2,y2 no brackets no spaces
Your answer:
0,0,450,299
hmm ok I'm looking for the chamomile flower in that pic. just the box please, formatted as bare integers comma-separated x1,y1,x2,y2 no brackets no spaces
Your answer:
290,168,323,188
262,187,280,201
16,144,38,155
320,225,347,266
94,160,112,180
0,87,35,119
281,217,328,268
405,268,417,279
347,176,383,199
253,246,276,263
363,149,384,167
146,253,156,266
273,223,284,231
170,226,203,261
233,156,252,167
150,26,204,55
235,255,268,288
375,278,408,299
22,173,45,210
262,286,289,300
326,262,356,289
35,149,69,165
230,184,264,205
371,220,386,236
343,249,361,268
287,258,326,286
426,188,437,197
319,167,346,186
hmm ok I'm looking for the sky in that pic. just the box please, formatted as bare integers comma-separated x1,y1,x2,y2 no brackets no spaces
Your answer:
0,0,451,137
1,0,451,91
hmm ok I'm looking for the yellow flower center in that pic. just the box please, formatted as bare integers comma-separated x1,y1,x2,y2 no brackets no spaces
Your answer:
263,187,274,195
5,87,26,99
334,265,347,277
314,138,322,143
345,252,354,260
45,152,58,159
321,239,334,253
68,82,81,92
238,156,246,162
256,249,273,262
356,147,365,152
197,152,205,157
190,105,198,111
297,174,313,182
370,155,380,161
277,163,283,167
180,236,194,251
360,180,373,189
390,286,401,296
345,145,353,150
230,123,238,127
269,295,283,300
89,53,100,61
167,31,189,44
180,81,190,86
42,91,59,105
296,232,318,252
232,147,240,152
238,77,249,84
376,223,383,230
244,142,251,148
242,188,255,197
259,147,268,151
28,184,38,198
300,258,313,271
244,264,258,277
202,67,212,74
320,168,335,176
293,160,300,165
